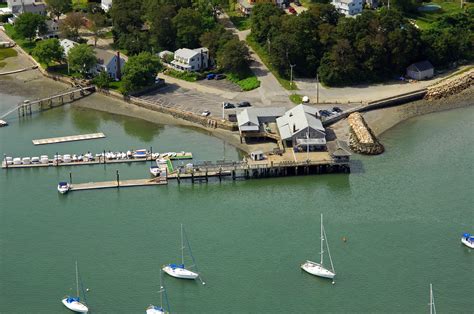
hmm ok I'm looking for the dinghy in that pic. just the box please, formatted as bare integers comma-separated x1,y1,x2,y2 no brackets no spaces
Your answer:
461,233,474,248
301,214,336,280
62,261,89,313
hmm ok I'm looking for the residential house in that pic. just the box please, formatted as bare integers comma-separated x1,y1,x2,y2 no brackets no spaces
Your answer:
406,61,434,80
331,0,362,16
92,48,126,80
276,104,326,150
171,48,208,72
237,107,286,138
6,0,46,15
101,0,112,12
59,39,78,57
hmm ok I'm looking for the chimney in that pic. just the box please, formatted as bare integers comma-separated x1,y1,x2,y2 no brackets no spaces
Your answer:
116,51,121,80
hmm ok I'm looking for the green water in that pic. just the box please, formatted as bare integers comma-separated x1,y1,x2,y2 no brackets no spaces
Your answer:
0,93,473,313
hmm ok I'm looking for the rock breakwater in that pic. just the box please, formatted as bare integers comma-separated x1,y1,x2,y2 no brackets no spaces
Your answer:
425,69,474,100
348,112,384,155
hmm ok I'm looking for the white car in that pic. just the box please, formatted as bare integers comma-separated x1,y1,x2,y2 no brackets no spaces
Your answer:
201,110,211,117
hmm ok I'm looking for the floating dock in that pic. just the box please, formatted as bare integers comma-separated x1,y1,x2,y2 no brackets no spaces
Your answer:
32,133,106,145
70,178,167,191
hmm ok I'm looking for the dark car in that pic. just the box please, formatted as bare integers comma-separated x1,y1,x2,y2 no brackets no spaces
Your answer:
215,74,226,80
332,106,343,113
206,73,216,80
223,102,235,109
319,110,332,117
237,101,251,108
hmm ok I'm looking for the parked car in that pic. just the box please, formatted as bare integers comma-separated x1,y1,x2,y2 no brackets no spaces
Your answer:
319,110,332,117
288,6,297,14
215,74,226,80
206,73,216,80
201,110,211,117
223,102,235,109
237,101,251,108
332,107,343,113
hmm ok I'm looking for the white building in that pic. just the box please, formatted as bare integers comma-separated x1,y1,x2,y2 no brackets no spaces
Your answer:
406,61,434,80
92,48,126,81
276,104,326,150
332,0,363,16
6,0,46,15
171,48,208,72
101,0,112,12
59,39,78,57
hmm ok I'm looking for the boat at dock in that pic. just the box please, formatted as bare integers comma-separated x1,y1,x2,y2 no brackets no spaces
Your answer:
133,149,148,158
57,182,70,194
0,119,8,127
461,233,474,248
62,261,89,313
301,214,336,280
150,166,160,177
163,224,204,283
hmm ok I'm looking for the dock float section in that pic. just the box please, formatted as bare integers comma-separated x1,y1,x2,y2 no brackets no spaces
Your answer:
32,133,106,145
70,178,167,191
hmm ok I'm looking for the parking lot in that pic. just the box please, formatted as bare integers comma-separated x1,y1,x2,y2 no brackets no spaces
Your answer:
198,77,242,92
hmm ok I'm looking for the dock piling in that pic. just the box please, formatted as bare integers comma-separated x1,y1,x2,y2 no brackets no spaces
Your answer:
116,170,120,187
69,172,72,184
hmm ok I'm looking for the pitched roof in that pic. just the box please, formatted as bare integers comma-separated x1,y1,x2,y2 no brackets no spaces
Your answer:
276,104,325,140
237,107,286,132
327,140,352,157
174,48,200,60
60,39,78,56
409,60,434,72
94,48,117,65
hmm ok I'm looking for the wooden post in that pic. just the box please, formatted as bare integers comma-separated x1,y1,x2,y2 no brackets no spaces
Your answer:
191,169,194,184
205,169,208,182
69,172,72,184
149,146,153,163
116,170,120,187
103,150,106,164
56,152,59,166
218,167,222,182
177,169,180,184
232,170,236,180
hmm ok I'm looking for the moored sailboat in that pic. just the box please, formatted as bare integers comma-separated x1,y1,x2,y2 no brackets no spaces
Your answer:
146,270,170,314
301,214,336,280
61,261,88,313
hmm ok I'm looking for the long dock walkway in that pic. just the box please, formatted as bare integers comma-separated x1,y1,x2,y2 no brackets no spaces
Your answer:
32,133,105,145
70,178,167,191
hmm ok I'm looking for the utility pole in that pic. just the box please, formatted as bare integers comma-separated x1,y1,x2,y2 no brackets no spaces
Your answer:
290,64,296,88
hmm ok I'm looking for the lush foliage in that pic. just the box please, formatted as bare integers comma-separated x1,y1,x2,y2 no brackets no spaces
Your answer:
289,94,303,104
92,70,112,88
45,0,72,18
59,12,84,41
227,72,261,91
122,52,162,93
32,38,64,67
67,44,97,76
216,39,251,76
14,13,47,41
165,68,201,81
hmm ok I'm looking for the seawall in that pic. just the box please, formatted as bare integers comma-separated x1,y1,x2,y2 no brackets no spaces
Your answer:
347,112,384,155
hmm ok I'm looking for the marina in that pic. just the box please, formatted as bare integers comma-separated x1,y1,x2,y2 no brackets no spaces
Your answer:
32,133,106,145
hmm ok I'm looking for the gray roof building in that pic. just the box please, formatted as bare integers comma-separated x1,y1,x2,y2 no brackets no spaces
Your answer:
237,107,286,133
276,104,324,140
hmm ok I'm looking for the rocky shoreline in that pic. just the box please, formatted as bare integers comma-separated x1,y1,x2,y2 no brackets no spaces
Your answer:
347,112,385,155
425,69,474,100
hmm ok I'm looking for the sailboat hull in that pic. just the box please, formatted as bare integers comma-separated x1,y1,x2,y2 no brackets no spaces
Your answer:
146,305,165,314
301,260,335,279
162,265,198,279
461,237,474,248
62,298,88,313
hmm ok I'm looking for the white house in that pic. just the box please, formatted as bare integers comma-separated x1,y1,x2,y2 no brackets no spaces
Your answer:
59,39,78,57
406,60,434,80
6,0,46,15
101,0,112,12
171,48,208,72
332,0,363,16
276,104,326,150
92,48,126,81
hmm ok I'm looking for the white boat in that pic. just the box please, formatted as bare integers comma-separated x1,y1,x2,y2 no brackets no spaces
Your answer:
429,283,436,314
57,182,70,194
13,157,21,165
63,155,72,163
22,157,31,164
54,155,63,162
133,149,148,158
151,153,160,159
31,156,40,163
5,156,13,165
162,224,203,282
62,261,89,313
461,233,474,248
301,214,336,280
150,166,160,177
127,150,133,158
72,155,78,162
146,270,169,314
40,155,49,164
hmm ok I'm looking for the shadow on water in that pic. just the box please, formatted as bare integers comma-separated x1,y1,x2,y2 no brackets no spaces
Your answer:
71,107,101,133
123,119,163,142
348,160,365,174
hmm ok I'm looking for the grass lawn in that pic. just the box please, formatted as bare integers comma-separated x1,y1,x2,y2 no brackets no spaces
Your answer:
246,35,297,90
109,80,124,91
289,94,303,104
72,0,88,10
409,0,473,29
227,11,252,31
227,70,260,91
3,24,37,54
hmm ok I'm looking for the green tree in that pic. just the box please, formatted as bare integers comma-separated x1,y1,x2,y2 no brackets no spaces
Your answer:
45,0,72,19
14,13,47,41
216,39,251,76
250,3,282,44
59,12,84,41
87,12,106,46
110,0,144,48
32,38,64,67
172,8,206,48
147,4,177,51
122,52,162,93
92,70,111,88
67,44,97,76
199,25,234,60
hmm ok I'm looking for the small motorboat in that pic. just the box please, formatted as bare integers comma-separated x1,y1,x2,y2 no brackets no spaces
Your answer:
40,155,49,164
126,150,133,158
133,149,148,158
62,297,88,313
31,156,40,163
461,233,474,248
0,119,8,127
13,157,21,165
57,182,70,194
63,154,72,163
54,155,63,163
77,155,84,161
162,264,199,280
22,157,31,164
72,154,78,162
150,166,160,177
5,156,13,165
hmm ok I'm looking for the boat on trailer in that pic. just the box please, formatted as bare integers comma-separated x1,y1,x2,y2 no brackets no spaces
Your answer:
62,261,89,313
301,214,336,280
461,233,474,248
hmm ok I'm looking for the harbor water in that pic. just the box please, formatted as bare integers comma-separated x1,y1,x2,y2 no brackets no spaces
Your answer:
0,89,473,313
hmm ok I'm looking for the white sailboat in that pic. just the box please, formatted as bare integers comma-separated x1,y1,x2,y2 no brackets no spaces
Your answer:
61,261,88,313
429,283,436,314
146,270,169,314
162,224,204,283
301,214,336,280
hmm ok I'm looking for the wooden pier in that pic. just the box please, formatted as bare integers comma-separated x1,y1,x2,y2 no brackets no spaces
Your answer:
32,133,106,145
70,178,167,191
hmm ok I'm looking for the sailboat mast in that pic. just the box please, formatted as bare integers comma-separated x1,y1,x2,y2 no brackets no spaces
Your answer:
181,224,184,265
75,261,79,298
320,214,324,265
160,270,163,309
429,283,436,314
